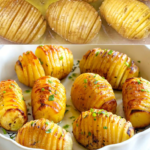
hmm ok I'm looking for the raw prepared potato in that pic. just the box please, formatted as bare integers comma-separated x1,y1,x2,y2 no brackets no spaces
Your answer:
122,77,150,128
0,0,46,43
35,45,73,80
73,109,134,149
71,73,117,113
46,0,101,44
80,48,139,90
0,80,27,131
15,51,45,87
16,118,73,150
100,0,150,40
31,76,66,123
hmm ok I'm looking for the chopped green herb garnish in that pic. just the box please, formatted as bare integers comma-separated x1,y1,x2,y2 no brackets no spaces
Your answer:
25,90,31,93
3,91,6,93
9,86,12,89
84,85,87,88
41,88,45,91
137,60,141,63
31,122,34,126
94,118,96,121
90,108,94,112
94,74,97,78
59,56,63,60
66,104,71,107
63,124,69,129
84,79,87,83
81,132,84,135
88,132,91,136
39,58,43,65
137,79,141,84
70,116,75,119
102,77,105,79
65,110,69,114
94,80,98,84
108,50,113,55
27,108,29,112
95,51,100,56
46,129,51,133
22,97,24,100
26,51,30,55
103,126,107,129
76,124,79,127
48,80,53,83
125,62,130,67
141,89,146,92
39,45,43,47
45,122,49,125
72,73,77,77
11,83,16,87
49,95,54,101
2,128,7,134
68,76,72,79
92,113,97,117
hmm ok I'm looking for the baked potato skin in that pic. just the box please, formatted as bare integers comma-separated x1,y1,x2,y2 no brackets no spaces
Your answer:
31,76,66,123
122,77,150,128
15,51,45,87
0,0,46,43
100,0,150,40
46,0,101,44
73,109,134,149
16,118,73,150
71,73,117,113
80,49,139,90
0,80,27,131
35,45,73,80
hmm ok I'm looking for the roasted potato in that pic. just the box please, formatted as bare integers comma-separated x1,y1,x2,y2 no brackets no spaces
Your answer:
15,51,45,87
73,109,134,149
35,45,73,80
31,76,66,123
100,0,150,40
80,48,139,90
46,0,101,44
16,118,73,150
0,80,27,131
122,77,150,128
0,0,46,43
71,73,117,113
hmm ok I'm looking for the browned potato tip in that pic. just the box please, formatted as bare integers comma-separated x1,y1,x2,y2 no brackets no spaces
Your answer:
16,118,73,150
15,51,45,87
0,80,27,131
122,77,150,128
71,73,117,113
35,45,74,80
100,0,150,40
31,76,66,123
73,109,134,149
80,48,139,90
0,0,46,43
46,0,101,44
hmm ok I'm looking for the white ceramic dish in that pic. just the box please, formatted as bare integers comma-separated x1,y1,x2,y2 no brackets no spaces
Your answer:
0,45,150,150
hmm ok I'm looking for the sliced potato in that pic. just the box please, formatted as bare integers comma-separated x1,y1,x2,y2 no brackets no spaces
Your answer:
73,109,134,149
0,80,27,131
46,0,101,44
122,77,150,128
16,118,73,150
71,73,117,113
100,0,150,40
80,48,139,90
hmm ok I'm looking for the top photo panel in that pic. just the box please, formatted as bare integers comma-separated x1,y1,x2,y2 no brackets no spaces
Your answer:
0,0,150,44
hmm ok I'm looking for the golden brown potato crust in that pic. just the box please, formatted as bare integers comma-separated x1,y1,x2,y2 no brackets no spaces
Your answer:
122,77,150,128
15,51,45,87
35,45,73,80
71,73,117,113
46,0,101,44
16,118,73,150
0,80,27,131
31,76,66,123
80,48,139,90
0,0,46,43
100,0,150,40
73,109,134,149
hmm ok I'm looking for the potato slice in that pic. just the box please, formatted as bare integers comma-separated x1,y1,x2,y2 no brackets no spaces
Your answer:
73,109,134,149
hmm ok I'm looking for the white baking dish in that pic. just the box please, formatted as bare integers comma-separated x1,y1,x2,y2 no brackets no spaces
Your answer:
0,45,150,150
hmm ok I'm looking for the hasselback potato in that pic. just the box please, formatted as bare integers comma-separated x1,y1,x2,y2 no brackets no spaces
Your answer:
73,109,134,149
71,73,117,113
0,0,46,43
16,118,73,150
100,0,150,40
46,0,101,44
80,48,139,90
35,45,73,80
15,51,45,87
31,76,66,123
122,77,150,128
0,80,27,131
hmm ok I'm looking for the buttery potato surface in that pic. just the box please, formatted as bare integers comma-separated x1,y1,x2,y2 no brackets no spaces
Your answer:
100,0,150,40
46,0,101,44
16,118,73,150
0,80,27,131
122,77,150,128
0,0,46,43
80,48,139,90
15,51,45,87
71,73,117,113
73,109,134,149
31,76,66,123
35,45,73,80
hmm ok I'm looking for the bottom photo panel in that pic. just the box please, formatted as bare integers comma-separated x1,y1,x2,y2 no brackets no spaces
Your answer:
0,45,150,150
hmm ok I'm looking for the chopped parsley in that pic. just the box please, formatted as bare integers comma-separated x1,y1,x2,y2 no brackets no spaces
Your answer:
3,91,6,93
95,51,100,56
66,104,71,107
48,80,53,83
72,73,77,77
11,83,16,87
94,118,96,121
88,132,91,136
39,45,43,47
59,56,63,60
84,79,87,83
103,126,107,129
108,50,113,55
39,58,43,65
68,76,72,79
137,60,141,63
25,90,31,93
102,77,105,79
63,124,69,129
94,80,98,84
76,124,79,127
41,88,45,91
137,79,141,84
31,122,34,126
92,113,97,117
45,122,49,125
65,110,69,114
2,128,7,134
141,89,150,93
26,51,30,55
94,74,97,78
70,116,75,119
22,97,24,100
49,95,54,101
125,62,130,67
90,108,94,112
46,129,51,133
